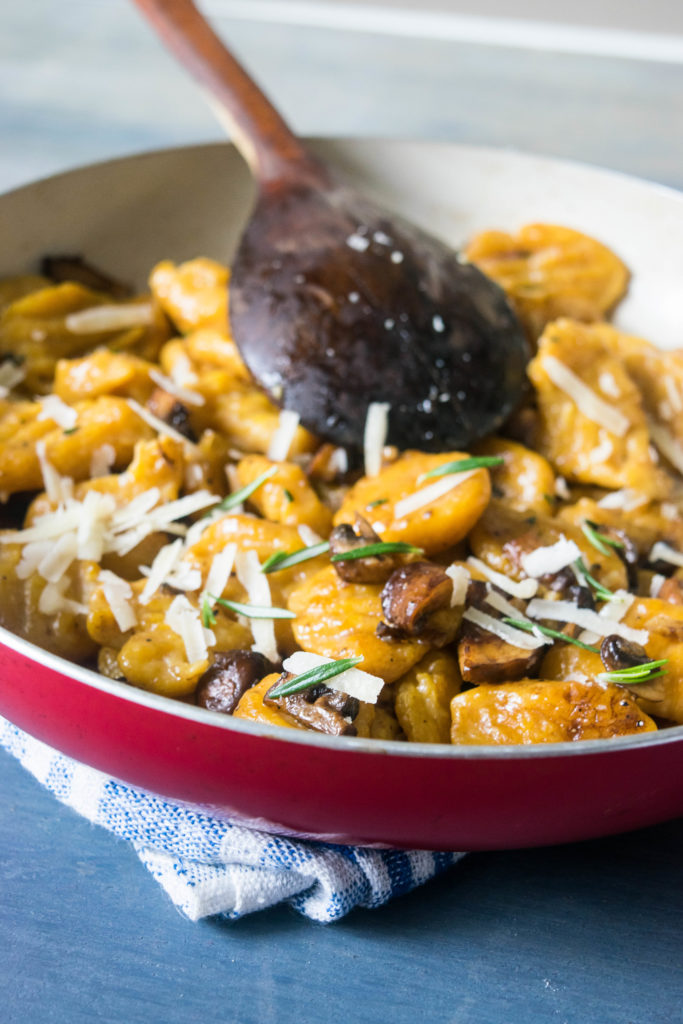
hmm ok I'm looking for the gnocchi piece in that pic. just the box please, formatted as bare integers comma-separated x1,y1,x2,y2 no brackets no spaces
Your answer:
54,349,155,405
149,257,229,333
234,455,332,536
233,675,303,730
450,678,656,745
87,581,252,698
469,503,628,593
474,436,556,516
0,282,167,392
528,320,671,498
334,450,491,556
464,223,629,340
394,650,461,743
0,395,155,496
287,564,427,683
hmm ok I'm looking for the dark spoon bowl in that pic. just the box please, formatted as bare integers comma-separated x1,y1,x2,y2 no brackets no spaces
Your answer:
230,175,529,452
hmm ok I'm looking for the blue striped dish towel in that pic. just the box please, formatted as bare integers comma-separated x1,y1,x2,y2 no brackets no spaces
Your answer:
0,716,465,922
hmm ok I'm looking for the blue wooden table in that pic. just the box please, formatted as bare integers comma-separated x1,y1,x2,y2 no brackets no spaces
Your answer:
2,4,683,1021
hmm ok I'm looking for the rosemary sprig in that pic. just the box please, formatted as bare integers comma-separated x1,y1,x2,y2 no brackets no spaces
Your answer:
574,558,615,602
261,541,331,574
208,593,296,619
201,597,217,628
502,617,600,653
367,497,389,508
581,520,625,558
330,541,423,562
209,466,278,515
267,655,364,699
597,659,668,686
283,489,294,503
418,455,504,483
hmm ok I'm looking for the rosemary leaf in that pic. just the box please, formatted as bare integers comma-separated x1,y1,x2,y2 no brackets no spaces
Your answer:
502,617,600,653
418,455,504,483
261,541,330,574
574,558,614,601
267,656,364,699
201,597,217,628
330,541,423,562
210,465,278,515
208,594,295,619
597,659,669,685
581,520,625,558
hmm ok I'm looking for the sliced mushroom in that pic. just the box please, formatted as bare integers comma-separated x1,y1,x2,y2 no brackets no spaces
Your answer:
195,650,273,714
600,635,651,673
457,621,545,684
147,387,197,442
330,515,398,584
599,634,667,703
542,565,594,609
378,561,458,646
264,676,359,735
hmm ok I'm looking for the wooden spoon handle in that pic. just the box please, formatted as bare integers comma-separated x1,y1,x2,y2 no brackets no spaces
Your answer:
132,0,327,186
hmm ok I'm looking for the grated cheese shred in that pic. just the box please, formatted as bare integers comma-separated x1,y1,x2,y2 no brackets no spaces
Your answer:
282,652,384,704
363,402,390,478
543,354,629,437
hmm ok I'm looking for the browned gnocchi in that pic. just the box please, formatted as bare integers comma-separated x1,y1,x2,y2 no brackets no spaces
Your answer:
0,230,681,746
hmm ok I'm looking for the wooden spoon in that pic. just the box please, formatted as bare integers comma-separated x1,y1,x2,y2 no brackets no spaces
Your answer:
133,0,530,454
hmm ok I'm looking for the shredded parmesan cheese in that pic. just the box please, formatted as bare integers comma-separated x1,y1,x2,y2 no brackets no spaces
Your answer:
394,470,478,520
139,540,184,605
203,543,237,605
462,607,547,650
526,597,647,645
282,652,384,704
126,398,196,447
65,302,155,334
165,594,213,663
543,354,629,437
649,541,683,568
35,442,73,506
297,524,324,547
597,488,648,511
0,359,25,397
578,589,635,644
648,420,683,475
234,550,279,663
148,368,204,407
89,444,116,478
650,573,666,597
363,402,390,478
466,556,538,599
98,570,137,631
37,395,78,430
445,564,470,607
267,409,300,462
519,535,582,578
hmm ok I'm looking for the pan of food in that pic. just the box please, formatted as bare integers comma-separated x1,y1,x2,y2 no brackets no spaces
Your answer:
0,138,681,849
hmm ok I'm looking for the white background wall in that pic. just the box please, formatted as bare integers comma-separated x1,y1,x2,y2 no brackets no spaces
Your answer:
256,0,682,34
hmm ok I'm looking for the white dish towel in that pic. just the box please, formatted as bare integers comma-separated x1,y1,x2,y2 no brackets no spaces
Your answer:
0,716,465,923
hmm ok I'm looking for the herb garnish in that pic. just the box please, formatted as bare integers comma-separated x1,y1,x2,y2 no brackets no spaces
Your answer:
283,489,294,503
574,558,615,602
502,618,600,652
261,541,331,574
330,541,423,562
267,656,364,699
201,597,217,628
209,466,277,515
581,521,625,558
208,593,296,619
367,498,389,509
418,455,504,483
597,659,668,686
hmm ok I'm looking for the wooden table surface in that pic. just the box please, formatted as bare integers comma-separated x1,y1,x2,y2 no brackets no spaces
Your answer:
2,3,683,1021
